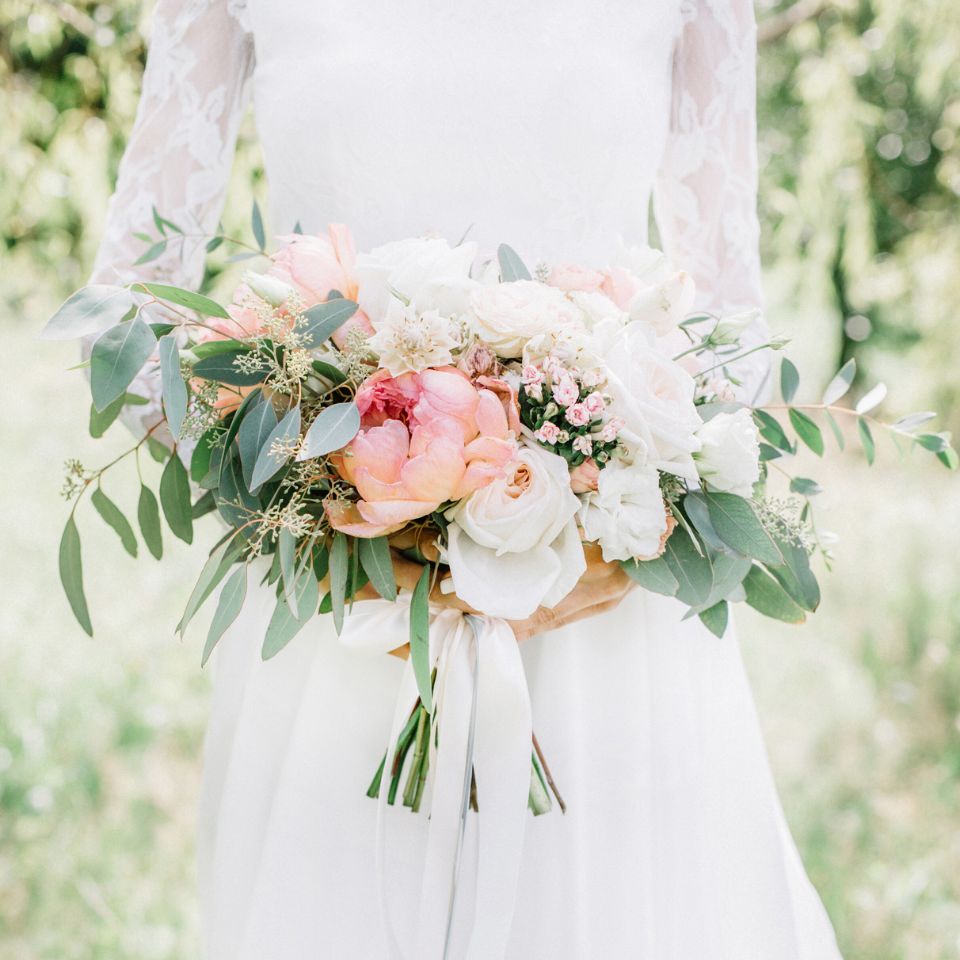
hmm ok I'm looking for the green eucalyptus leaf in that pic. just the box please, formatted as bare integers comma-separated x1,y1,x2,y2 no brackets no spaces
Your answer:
301,299,359,347
661,525,714,607
754,410,793,452
855,383,887,415
237,395,278,490
857,417,876,465
914,432,948,453
89,395,125,438
328,532,349,634
310,359,348,385
497,243,532,282
192,339,247,360
159,453,193,544
191,490,217,519
297,402,360,461
789,409,825,457
410,566,433,713
704,493,782,565
202,565,248,666
91,488,138,558
743,565,806,623
191,428,220,483
780,357,799,403
41,284,135,341
159,335,188,440
278,528,298,612
358,537,398,602
134,239,167,265
137,485,163,560
759,443,783,462
822,358,856,405
789,477,823,497
937,446,959,470
699,601,729,638
139,282,230,319
823,408,845,450
767,540,820,613
261,570,319,661
177,537,244,635
251,200,266,250
251,406,301,490
620,556,679,597
59,516,92,636
90,316,157,411
683,492,727,552
192,348,266,386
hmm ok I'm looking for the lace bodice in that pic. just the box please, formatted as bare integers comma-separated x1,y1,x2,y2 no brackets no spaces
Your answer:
91,0,770,416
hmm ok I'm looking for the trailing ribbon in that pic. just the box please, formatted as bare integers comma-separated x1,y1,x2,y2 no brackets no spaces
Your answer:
339,599,532,959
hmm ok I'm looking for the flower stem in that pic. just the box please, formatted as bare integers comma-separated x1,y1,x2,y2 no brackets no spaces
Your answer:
532,732,567,814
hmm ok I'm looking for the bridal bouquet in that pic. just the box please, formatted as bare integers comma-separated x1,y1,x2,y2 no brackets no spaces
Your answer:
45,215,956,814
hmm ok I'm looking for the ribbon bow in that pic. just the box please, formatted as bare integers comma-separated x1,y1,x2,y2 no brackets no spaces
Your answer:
340,599,533,959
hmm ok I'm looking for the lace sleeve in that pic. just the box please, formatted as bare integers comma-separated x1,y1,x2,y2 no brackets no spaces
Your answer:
654,0,771,402
88,0,255,434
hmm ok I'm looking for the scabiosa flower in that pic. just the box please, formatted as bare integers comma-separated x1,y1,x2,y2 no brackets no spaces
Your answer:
368,302,460,376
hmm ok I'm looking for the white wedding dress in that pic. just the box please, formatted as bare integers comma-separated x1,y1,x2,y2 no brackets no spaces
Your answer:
91,0,843,957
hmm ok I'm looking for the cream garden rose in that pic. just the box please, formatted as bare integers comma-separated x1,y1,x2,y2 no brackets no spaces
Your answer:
468,280,583,359
694,409,761,497
443,442,586,619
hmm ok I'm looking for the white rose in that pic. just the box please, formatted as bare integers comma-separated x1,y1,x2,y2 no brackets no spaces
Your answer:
354,237,477,320
579,461,669,563
694,409,761,497
596,321,703,480
444,442,586,619
468,280,582,359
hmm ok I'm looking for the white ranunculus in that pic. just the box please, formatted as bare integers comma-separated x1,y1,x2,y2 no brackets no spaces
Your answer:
467,280,583,359
606,245,696,336
578,461,669,563
694,408,761,497
595,321,703,480
353,237,477,320
444,442,586,619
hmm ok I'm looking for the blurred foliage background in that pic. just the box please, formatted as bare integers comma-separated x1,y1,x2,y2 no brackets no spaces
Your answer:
1,1,959,958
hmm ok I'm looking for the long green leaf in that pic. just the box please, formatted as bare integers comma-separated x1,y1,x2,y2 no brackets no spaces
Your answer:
297,402,360,461
202,565,248,666
159,335,188,440
358,537,398,601
620,556,679,597
261,570,319,661
176,538,243,635
858,417,876,465
89,395,125,438
661,526,713,607
497,244,532,282
137,485,163,560
789,408,825,457
780,357,799,403
59,516,92,636
138,282,230,319
91,488,138,557
90,316,157,411
300,299,359,348
699,601,729,638
250,406,300,489
704,493,782,566
237,395,278,489
278,528,299,612
743,565,806,623
767,540,820,613
41,284,134,341
410,566,433,713
251,200,266,250
159,453,193,544
822,358,856,405
192,348,266,386
329,533,349,634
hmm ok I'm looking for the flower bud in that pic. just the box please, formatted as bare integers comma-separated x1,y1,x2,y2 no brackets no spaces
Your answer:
243,271,295,307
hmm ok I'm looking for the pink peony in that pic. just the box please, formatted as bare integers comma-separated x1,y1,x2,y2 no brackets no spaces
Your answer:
327,369,518,537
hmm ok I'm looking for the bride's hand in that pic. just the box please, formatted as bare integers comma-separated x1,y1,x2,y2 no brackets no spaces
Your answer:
350,538,633,651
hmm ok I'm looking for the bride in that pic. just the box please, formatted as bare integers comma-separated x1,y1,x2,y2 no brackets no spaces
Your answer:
90,0,843,956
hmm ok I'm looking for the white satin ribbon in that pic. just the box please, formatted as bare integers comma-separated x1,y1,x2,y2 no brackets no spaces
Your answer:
340,598,532,959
